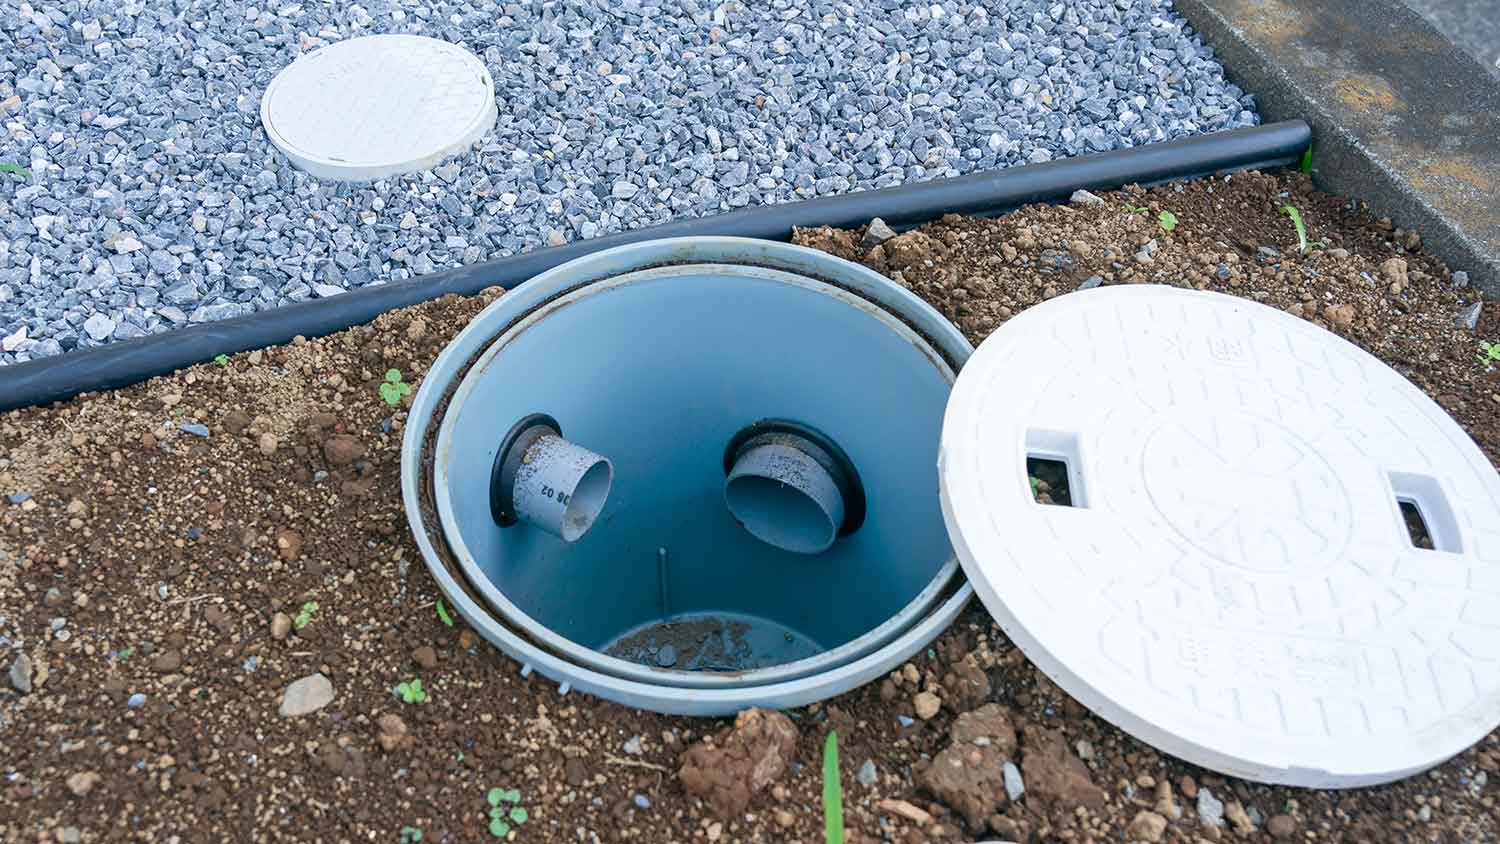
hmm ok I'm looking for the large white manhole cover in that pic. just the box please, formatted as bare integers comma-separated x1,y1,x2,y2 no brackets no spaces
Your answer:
261,35,496,181
940,285,1500,787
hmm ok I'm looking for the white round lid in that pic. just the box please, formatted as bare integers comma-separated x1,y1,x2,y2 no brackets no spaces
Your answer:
260,35,497,182
939,285,1500,787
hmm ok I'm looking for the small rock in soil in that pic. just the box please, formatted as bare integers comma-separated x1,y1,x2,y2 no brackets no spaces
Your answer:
1267,814,1297,838
1457,301,1483,330
678,707,798,818
1003,761,1025,801
1452,270,1470,288
914,690,942,720
127,693,147,709
59,827,81,844
656,644,678,667
862,217,897,248
1126,810,1168,843
377,713,409,752
942,660,991,712
857,759,877,786
1196,787,1225,827
259,433,279,456
323,434,366,467
66,771,101,797
270,612,292,640
152,650,182,672
9,654,33,693
412,645,438,670
7,492,32,505
877,798,934,826
178,422,211,438
1020,725,1107,810
1069,189,1106,207
280,672,334,717
623,735,643,755
1225,799,1255,835
275,529,304,562
633,794,651,810
1079,275,1104,290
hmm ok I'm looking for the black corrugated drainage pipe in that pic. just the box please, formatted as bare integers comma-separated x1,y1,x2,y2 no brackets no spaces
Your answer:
0,120,1309,412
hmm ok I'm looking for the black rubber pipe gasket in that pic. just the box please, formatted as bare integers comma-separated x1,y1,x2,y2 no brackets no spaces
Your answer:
0,120,1310,412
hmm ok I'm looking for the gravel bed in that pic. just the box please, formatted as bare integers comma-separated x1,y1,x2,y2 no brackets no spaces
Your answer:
0,0,1256,365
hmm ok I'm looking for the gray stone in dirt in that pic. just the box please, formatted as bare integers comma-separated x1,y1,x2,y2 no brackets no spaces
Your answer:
280,672,334,717
633,794,651,810
7,492,31,505
8,653,33,694
655,645,677,668
1452,270,1470,288
162,283,200,306
1457,301,1483,330
1069,190,1106,207
312,284,345,298
127,692,147,708
1078,276,1105,290
1197,787,1225,827
856,759,878,786
862,217,897,248
623,735,644,755
178,423,210,438
1003,761,1025,801
59,828,81,844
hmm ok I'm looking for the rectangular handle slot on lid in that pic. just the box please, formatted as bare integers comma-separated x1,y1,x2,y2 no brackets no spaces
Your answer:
1025,429,1087,508
1388,471,1462,553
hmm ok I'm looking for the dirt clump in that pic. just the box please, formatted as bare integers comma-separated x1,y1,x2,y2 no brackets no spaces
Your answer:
1020,725,1108,810
918,703,1019,830
678,707,799,818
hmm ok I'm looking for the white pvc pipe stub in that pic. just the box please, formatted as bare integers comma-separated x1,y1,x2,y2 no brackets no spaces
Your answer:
491,414,613,542
722,420,866,555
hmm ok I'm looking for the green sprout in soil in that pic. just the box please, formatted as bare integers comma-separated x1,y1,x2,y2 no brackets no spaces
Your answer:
1124,203,1149,216
399,826,424,844
487,787,528,838
380,369,412,406
436,598,454,627
1157,210,1179,232
1029,476,1041,499
1280,204,1310,253
213,354,230,366
1480,341,1500,368
0,162,30,178
116,647,134,661
396,678,428,704
1300,145,1314,174
293,601,318,630
823,732,844,844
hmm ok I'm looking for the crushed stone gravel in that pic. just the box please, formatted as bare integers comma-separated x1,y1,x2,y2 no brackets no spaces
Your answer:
0,0,1255,365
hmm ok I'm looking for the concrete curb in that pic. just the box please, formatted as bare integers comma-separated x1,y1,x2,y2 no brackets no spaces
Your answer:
1176,0,1500,296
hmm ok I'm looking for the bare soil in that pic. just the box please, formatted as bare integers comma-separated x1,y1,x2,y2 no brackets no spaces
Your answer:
2,170,1497,844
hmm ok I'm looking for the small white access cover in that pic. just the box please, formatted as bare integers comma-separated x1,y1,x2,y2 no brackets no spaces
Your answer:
261,35,496,181
940,285,1500,787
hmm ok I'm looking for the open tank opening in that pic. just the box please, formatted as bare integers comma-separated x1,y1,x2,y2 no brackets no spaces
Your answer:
433,262,959,679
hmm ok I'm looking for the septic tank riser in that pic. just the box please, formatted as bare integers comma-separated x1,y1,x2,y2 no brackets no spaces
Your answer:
403,237,975,715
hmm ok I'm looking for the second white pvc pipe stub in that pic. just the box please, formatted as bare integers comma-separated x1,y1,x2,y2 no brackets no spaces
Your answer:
724,438,847,555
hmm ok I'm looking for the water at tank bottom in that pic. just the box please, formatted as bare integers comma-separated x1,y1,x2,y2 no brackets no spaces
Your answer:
604,611,824,672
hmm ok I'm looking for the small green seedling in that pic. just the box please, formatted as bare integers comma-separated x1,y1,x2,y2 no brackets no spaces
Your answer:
380,369,412,406
117,647,134,660
1157,210,1179,232
1280,204,1309,253
1124,203,1149,216
823,732,844,844
0,162,29,177
1480,341,1500,367
1300,145,1314,174
396,678,428,704
293,601,318,630
1029,476,1041,499
436,598,454,628
399,827,424,844
487,787,527,838
213,354,230,366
